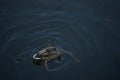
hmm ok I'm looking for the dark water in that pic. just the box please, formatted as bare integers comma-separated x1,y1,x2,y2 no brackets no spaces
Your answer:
0,0,120,80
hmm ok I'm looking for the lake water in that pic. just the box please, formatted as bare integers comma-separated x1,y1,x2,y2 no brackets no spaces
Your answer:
0,0,120,80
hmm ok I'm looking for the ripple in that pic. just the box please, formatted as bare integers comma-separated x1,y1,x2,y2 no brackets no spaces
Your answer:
1,10,102,75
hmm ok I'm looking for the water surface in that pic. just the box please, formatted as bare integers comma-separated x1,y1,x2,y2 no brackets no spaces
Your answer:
0,0,120,80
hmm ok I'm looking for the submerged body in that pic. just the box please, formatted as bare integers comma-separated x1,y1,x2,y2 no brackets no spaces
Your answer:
33,46,80,71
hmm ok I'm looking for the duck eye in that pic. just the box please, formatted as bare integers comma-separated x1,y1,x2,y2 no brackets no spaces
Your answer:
53,48,56,51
